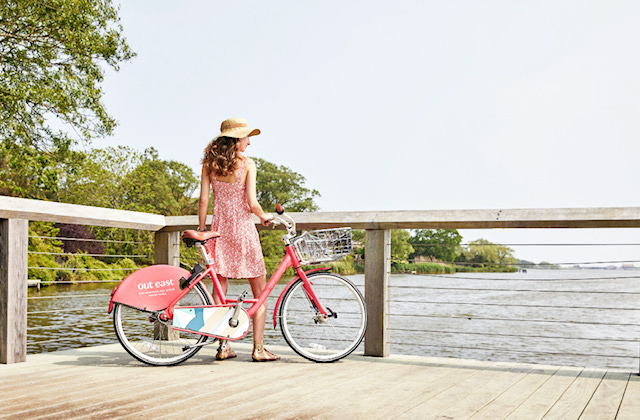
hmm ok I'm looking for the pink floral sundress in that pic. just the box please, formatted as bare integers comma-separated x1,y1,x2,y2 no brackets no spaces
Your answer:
206,159,267,279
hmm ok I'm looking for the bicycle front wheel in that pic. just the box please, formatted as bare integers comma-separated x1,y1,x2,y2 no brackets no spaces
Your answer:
113,282,212,366
280,273,367,362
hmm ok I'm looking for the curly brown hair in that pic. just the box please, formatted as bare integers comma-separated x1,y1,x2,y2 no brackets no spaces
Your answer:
202,136,239,177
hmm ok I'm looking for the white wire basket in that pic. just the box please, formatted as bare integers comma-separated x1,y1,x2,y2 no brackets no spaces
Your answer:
292,228,353,264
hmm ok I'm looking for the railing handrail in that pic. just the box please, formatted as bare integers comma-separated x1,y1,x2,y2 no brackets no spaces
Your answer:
0,196,165,231
3,196,640,230
166,207,640,231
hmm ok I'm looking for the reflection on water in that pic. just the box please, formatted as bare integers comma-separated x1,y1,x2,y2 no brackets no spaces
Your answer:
27,270,640,371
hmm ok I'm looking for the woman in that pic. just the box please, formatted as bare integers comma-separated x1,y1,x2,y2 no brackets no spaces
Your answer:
198,117,279,362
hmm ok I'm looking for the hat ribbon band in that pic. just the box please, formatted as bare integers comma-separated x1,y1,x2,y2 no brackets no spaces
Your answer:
222,123,248,130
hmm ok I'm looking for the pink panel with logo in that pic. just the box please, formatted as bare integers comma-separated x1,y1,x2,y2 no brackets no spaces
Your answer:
110,265,190,312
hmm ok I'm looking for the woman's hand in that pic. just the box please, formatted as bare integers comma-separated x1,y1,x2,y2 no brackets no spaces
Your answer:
260,215,274,226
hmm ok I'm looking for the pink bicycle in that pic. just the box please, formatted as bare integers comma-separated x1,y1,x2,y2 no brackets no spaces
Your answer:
108,205,367,365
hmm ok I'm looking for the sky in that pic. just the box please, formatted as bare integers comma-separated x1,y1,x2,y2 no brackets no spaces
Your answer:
96,1,640,266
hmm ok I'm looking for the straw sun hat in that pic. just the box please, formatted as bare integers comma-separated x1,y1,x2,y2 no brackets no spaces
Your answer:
214,117,261,139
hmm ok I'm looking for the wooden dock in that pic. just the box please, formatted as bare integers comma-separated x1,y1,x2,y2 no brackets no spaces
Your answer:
0,343,638,419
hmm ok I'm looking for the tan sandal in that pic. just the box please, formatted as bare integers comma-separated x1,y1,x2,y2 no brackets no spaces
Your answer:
216,342,237,360
252,343,280,362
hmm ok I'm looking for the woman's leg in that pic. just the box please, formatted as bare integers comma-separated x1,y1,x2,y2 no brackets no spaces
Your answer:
213,274,228,304
248,274,279,361
248,274,267,343
214,274,236,359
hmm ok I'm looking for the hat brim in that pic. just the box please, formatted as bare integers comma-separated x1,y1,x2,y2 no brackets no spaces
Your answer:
215,127,260,139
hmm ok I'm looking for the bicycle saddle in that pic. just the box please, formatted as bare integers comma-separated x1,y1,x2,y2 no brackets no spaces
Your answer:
181,230,221,246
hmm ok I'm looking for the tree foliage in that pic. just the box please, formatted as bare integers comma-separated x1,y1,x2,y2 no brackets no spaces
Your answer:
456,238,517,266
253,157,320,212
348,229,414,264
0,0,134,149
58,146,199,215
0,139,63,199
391,230,414,262
408,229,462,262
248,157,321,272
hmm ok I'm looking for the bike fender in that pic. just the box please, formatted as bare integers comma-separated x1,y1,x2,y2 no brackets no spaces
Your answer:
272,267,331,328
108,265,191,313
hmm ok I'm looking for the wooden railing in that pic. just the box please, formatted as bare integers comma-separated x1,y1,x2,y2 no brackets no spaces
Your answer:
2,195,640,364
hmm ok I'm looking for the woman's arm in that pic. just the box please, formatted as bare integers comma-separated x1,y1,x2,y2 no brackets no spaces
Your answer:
198,164,210,230
245,158,271,225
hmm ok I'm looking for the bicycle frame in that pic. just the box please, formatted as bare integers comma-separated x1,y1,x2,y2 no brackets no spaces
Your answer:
171,241,329,320
109,233,330,332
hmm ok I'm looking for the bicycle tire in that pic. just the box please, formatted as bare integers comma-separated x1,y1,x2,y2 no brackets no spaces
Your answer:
280,273,367,362
113,282,211,366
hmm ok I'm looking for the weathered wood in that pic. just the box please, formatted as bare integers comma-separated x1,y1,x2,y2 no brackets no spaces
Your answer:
542,368,606,420
580,371,630,419
2,196,640,231
0,343,635,418
617,374,640,419
153,231,181,266
0,219,28,364
153,231,180,340
469,365,561,419
0,196,165,231
364,229,390,357
505,366,583,419
163,206,640,231
432,364,534,419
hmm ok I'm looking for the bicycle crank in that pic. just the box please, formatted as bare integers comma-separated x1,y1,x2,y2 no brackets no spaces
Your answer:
182,338,220,351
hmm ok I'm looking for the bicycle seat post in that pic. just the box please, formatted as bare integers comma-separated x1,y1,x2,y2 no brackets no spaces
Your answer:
196,243,214,266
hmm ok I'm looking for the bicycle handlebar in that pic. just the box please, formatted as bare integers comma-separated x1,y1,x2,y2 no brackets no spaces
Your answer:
271,204,296,238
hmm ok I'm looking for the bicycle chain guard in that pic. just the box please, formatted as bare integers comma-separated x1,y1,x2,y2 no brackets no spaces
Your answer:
172,306,250,340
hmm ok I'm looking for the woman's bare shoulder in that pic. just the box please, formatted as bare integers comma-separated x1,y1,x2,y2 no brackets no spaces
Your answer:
244,157,257,169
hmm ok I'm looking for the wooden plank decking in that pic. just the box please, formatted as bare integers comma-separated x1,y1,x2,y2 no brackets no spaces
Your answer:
0,343,637,419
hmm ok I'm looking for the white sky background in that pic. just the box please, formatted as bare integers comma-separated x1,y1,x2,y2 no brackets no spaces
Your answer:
98,1,640,265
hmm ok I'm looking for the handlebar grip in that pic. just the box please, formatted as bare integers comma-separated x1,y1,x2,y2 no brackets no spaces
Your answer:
275,204,284,215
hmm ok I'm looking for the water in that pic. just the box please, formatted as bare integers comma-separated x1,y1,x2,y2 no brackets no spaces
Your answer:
26,270,640,371
385,269,640,371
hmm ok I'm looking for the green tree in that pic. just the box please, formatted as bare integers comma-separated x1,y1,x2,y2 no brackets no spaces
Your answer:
0,140,63,199
459,239,517,266
391,230,414,263
253,157,320,212
57,146,138,208
0,0,134,200
348,230,413,263
57,146,198,265
28,222,62,282
248,158,321,272
122,150,199,215
0,0,134,149
408,229,462,262
58,146,198,215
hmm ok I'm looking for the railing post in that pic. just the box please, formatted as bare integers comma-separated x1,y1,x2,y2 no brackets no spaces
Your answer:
154,231,180,266
364,229,391,357
153,230,181,340
0,219,28,364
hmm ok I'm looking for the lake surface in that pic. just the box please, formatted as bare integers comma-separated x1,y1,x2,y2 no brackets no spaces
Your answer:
26,270,640,371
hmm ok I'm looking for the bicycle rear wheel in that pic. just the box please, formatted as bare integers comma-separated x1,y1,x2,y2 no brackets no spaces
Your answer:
280,273,367,362
113,282,212,366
